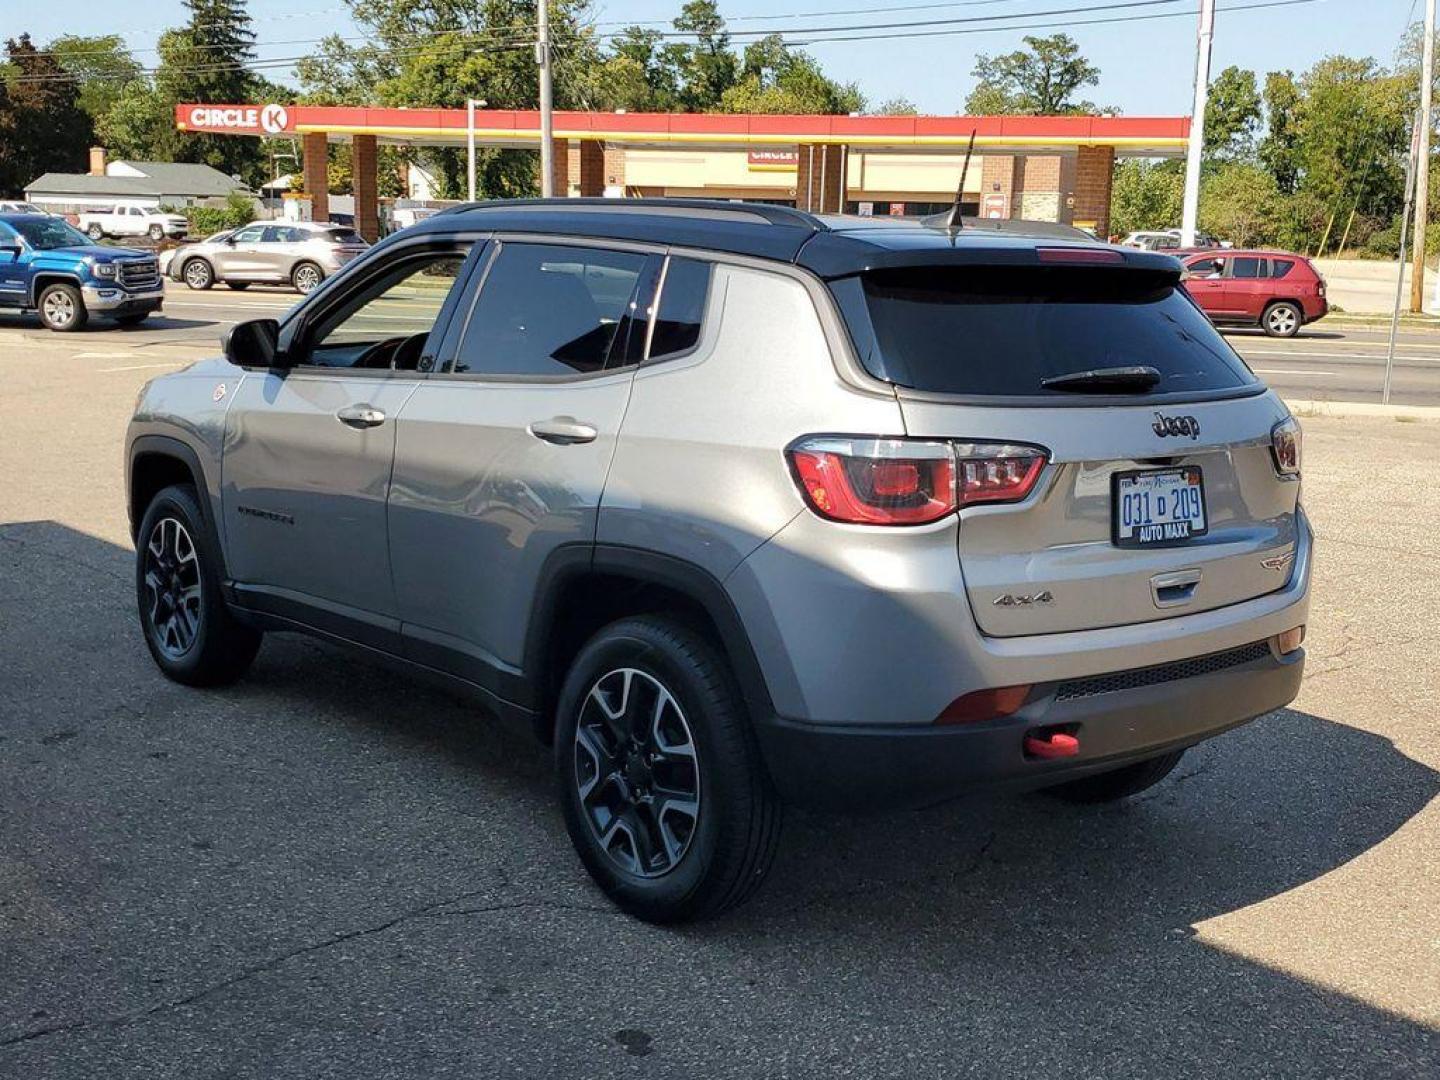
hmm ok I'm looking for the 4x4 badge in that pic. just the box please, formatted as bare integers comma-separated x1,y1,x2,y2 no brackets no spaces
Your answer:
1152,412,1200,440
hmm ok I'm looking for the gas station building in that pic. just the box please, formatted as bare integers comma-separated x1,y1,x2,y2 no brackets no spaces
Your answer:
175,104,1191,242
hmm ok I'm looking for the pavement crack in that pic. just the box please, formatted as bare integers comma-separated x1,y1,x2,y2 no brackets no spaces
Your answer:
0,887,613,1051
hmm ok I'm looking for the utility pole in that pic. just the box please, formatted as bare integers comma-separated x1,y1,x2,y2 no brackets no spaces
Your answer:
1410,0,1435,312
467,98,477,202
537,0,555,198
1387,112,1422,404
1180,0,1216,248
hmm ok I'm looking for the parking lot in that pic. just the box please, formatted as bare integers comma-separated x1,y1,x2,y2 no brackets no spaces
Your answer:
1,288,1438,1077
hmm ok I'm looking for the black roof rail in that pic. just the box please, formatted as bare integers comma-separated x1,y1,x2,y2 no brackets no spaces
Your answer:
440,197,829,231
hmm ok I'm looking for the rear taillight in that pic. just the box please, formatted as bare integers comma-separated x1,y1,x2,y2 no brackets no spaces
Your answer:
787,437,1048,526
1270,417,1302,477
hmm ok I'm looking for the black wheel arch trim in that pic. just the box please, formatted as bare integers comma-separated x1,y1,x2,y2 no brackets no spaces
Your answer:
29,272,84,307
523,544,781,743
128,434,230,582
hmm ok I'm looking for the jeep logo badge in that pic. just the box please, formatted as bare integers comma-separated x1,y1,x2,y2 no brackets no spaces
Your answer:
1152,412,1200,440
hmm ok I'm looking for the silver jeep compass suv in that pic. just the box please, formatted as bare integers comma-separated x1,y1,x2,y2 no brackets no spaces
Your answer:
126,200,1311,922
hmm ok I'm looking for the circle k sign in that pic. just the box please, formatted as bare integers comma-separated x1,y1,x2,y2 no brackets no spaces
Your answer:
260,104,289,134
185,103,291,134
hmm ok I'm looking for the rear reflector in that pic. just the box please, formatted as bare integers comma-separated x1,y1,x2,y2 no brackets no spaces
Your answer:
1037,247,1127,266
935,685,1031,725
1024,730,1080,759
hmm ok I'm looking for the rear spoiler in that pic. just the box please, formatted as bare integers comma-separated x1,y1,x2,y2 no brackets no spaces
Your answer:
797,233,1181,280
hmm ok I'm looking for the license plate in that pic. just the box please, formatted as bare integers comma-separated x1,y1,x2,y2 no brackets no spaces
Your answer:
1112,467,1208,548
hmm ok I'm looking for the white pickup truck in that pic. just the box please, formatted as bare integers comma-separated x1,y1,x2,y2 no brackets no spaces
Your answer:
78,205,189,242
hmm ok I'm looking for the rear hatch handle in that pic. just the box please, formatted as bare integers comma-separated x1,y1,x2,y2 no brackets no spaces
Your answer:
1151,568,1202,609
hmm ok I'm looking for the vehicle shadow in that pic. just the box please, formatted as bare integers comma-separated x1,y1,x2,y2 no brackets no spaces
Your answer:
1222,327,1347,341
3,520,1435,1075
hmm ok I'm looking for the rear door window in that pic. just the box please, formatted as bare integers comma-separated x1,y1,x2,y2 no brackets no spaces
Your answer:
1232,257,1263,279
833,265,1257,398
452,242,647,377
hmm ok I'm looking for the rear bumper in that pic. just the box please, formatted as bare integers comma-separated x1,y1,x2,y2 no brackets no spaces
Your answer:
755,641,1304,811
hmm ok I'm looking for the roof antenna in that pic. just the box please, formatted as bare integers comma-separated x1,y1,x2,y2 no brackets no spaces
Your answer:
945,128,978,231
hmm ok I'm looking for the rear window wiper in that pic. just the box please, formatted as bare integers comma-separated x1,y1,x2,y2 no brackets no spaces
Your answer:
1040,365,1161,394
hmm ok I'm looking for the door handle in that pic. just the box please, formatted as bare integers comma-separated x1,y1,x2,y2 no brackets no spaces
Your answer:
528,417,598,445
336,404,386,429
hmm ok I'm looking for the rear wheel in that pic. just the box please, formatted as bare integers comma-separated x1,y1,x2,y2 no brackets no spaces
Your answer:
37,283,87,332
1044,749,1185,804
226,281,251,291
555,616,781,923
136,484,261,687
291,261,323,295
86,223,104,240
1262,301,1302,338
148,224,164,241
182,258,213,291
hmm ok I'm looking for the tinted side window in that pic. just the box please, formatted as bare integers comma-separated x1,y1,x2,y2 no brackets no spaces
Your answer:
231,226,264,243
454,243,646,376
1187,257,1225,278
649,257,712,360
1232,257,1262,279
1270,259,1295,279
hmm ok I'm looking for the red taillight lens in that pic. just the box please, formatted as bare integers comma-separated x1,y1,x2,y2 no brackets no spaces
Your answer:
788,438,1048,525
1036,246,1127,266
935,685,1032,725
954,443,1048,507
1270,417,1302,477
789,438,956,525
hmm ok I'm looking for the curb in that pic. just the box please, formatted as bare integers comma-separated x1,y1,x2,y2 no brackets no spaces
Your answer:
1283,398,1440,421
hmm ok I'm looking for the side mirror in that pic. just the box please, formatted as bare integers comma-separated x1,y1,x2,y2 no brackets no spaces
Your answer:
223,236,237,246
224,318,283,368
0,244,19,259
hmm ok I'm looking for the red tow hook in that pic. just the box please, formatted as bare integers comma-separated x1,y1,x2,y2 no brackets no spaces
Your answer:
1024,729,1080,759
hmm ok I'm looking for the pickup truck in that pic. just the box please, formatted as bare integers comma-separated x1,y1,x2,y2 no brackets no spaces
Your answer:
78,204,188,242
0,213,164,331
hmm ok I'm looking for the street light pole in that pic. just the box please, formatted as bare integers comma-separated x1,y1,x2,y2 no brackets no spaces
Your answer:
467,98,477,202
1387,112,1422,405
1410,0,1435,312
537,0,555,197
1180,0,1216,248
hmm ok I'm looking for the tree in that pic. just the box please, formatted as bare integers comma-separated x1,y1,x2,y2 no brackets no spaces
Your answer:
965,34,1103,115
0,34,93,194
873,97,919,116
1109,159,1184,238
1259,70,1301,193
667,0,738,111
45,35,143,128
720,34,863,115
1200,162,1281,247
1204,66,1261,163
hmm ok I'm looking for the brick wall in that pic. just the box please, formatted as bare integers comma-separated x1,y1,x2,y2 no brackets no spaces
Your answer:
980,154,1014,217
537,138,568,196
352,134,379,241
795,144,845,212
1075,145,1116,238
577,140,605,196
302,132,329,224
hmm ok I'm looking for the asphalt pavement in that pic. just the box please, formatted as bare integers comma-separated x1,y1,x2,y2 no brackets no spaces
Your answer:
0,286,1437,1078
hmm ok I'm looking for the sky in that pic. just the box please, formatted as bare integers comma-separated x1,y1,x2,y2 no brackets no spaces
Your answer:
8,0,1423,115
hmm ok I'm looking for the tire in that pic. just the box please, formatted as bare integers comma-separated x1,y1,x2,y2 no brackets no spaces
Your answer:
86,223,104,240
135,484,261,687
113,312,149,327
1044,749,1185,804
291,261,323,295
1262,300,1302,338
226,281,251,291
555,615,782,923
148,224,164,241
37,282,87,332
182,258,214,291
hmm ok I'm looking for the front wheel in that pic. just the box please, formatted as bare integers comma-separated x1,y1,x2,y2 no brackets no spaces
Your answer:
136,484,261,686
37,282,87,332
555,616,782,923
182,258,213,291
1043,749,1185,804
148,224,164,241
1262,301,1302,338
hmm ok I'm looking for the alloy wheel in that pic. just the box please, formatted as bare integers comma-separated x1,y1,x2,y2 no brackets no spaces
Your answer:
41,290,75,329
294,265,321,293
142,516,203,659
573,668,701,878
184,261,210,289
1267,305,1298,336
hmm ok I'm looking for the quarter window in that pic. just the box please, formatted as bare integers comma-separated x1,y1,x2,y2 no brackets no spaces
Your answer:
1270,259,1295,279
453,243,646,376
648,257,712,360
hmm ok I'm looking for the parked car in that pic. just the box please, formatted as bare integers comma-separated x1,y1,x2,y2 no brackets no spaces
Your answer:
1120,230,1181,251
166,220,369,294
126,200,1310,922
1180,249,1328,337
78,204,189,242
0,213,162,330
0,200,46,215
1165,228,1226,249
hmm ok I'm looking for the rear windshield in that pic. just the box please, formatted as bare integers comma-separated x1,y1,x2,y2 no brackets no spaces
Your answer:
833,265,1258,398
323,228,366,245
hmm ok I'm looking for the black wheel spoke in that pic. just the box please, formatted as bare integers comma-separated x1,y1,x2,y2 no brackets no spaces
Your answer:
142,515,203,661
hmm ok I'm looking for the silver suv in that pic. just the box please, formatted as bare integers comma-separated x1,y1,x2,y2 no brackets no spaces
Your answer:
167,220,369,294
126,200,1311,922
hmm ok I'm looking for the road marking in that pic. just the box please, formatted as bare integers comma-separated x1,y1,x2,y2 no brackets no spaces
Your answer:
69,351,136,360
1239,348,1440,362
1251,368,1339,377
97,361,190,373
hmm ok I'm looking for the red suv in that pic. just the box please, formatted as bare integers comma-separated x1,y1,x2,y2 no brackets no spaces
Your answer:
1180,250,1327,338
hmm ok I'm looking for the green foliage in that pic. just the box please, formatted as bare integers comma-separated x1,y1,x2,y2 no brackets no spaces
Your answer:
45,35,143,125
965,35,1103,115
1109,160,1184,238
1199,163,1282,248
0,34,93,194
873,97,919,116
1204,67,1261,163
185,191,257,234
720,35,863,115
